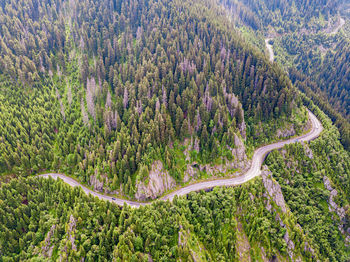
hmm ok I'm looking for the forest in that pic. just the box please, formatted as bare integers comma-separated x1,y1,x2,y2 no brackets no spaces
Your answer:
0,0,302,196
0,170,342,261
1,104,349,261
0,0,349,260
220,0,343,33
222,0,350,150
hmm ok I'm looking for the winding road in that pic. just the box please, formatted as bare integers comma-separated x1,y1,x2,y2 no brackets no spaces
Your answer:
39,110,323,208
264,16,345,63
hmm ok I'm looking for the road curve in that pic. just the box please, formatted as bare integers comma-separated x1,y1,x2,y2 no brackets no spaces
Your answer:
39,110,323,208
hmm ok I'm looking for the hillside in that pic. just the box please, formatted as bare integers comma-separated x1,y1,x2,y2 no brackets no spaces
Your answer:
221,0,350,149
0,0,306,198
0,0,349,261
1,106,349,260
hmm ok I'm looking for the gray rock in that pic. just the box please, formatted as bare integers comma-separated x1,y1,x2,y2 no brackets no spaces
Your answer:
193,137,200,152
183,164,197,183
304,242,317,258
284,231,295,259
302,142,314,159
89,172,104,192
135,161,176,201
323,176,333,191
261,169,287,213
345,236,350,247
323,176,348,235
68,215,77,251
276,125,296,138
41,224,56,258
239,121,247,139
233,134,247,168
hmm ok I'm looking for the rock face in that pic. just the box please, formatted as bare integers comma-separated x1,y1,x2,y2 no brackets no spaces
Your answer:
89,172,119,195
67,215,77,251
233,133,247,168
276,125,296,138
41,224,56,258
303,118,312,132
323,176,349,241
239,121,247,140
261,169,287,213
323,176,346,221
302,142,314,159
182,134,249,183
198,134,249,176
60,215,77,260
283,230,296,260
183,137,199,183
135,161,176,201
304,242,317,258
90,173,104,192
272,212,297,260
183,164,197,183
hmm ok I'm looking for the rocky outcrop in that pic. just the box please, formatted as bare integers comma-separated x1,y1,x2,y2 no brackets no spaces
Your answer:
196,135,249,177
261,169,287,213
90,173,104,192
346,236,350,247
182,134,249,183
178,224,186,247
135,161,176,201
302,142,314,159
276,125,296,138
273,214,296,260
323,176,349,238
183,137,200,183
60,215,77,261
239,121,247,140
67,215,77,251
236,221,252,262
284,230,295,260
193,137,200,152
233,134,247,167
183,164,197,183
304,242,317,258
303,117,312,133
89,172,119,195
42,224,56,258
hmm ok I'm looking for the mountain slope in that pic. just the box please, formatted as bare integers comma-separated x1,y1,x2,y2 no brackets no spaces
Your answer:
221,0,350,150
0,0,304,198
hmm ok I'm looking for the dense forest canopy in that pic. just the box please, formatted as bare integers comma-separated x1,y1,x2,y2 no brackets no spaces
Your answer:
220,0,344,32
1,102,349,260
0,171,346,261
221,0,350,149
0,0,350,261
0,0,300,195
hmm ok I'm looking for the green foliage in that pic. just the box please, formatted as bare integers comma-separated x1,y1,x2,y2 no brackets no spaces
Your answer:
225,0,350,151
266,105,350,261
0,176,317,261
0,0,299,193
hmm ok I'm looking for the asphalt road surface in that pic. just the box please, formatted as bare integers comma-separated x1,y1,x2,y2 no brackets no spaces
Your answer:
39,110,323,208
